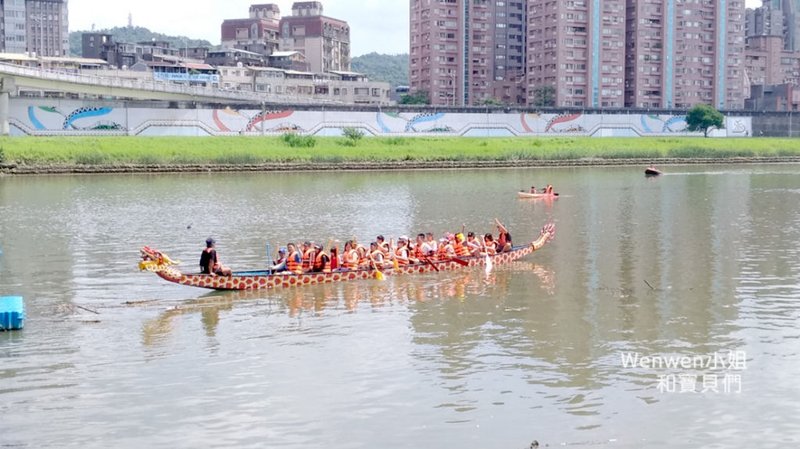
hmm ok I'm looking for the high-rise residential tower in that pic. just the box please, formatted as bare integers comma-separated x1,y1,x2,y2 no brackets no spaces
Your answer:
0,0,69,56
625,0,745,109
409,0,527,106
526,0,626,108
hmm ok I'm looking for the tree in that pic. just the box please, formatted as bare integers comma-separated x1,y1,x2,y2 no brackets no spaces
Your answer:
69,27,213,56
480,97,504,106
531,85,556,108
400,90,430,105
686,104,725,137
351,53,409,89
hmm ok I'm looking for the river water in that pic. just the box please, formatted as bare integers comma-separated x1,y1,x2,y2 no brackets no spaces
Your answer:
0,165,798,448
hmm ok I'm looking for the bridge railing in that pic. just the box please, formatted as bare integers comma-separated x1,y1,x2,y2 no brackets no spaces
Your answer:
0,62,346,105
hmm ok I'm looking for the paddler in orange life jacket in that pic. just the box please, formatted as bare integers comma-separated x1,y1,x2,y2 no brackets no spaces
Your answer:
270,247,288,273
354,240,370,269
301,241,315,272
342,240,359,270
438,233,456,259
454,233,471,257
414,234,427,259
285,242,303,274
465,231,482,256
311,244,331,273
376,235,390,255
423,232,438,257
369,242,389,269
394,236,412,265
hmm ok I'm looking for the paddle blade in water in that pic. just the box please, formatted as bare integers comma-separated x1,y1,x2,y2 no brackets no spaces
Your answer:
375,270,385,281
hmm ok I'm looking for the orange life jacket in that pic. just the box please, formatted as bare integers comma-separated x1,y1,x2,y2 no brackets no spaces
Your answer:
344,249,359,270
437,244,448,259
414,244,425,259
455,241,470,257
302,248,314,270
286,250,302,274
395,247,410,265
313,251,331,273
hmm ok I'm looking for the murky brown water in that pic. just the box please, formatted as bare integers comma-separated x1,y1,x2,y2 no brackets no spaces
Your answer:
1,165,799,448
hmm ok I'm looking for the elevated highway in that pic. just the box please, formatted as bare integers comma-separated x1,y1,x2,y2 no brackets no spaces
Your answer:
0,62,309,134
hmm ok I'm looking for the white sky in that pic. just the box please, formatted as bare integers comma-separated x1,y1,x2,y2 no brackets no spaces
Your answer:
68,0,409,56
69,0,762,57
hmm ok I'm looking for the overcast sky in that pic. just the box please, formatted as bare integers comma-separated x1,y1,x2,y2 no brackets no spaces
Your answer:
68,0,409,56
69,0,761,57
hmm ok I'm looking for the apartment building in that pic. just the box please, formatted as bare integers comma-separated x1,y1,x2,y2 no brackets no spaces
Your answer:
221,4,281,56
410,0,526,106
625,0,746,109
491,0,527,104
746,3,785,39
745,34,799,87
25,0,68,56
747,0,800,51
249,66,391,105
527,0,626,108
278,2,350,73
0,0,68,56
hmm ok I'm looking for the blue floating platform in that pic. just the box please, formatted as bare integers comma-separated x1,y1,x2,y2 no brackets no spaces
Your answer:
0,296,25,331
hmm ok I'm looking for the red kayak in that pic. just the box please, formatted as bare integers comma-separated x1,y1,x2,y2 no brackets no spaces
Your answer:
518,191,558,199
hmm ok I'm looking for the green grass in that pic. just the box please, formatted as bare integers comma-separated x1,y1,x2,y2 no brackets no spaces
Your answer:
1,136,799,166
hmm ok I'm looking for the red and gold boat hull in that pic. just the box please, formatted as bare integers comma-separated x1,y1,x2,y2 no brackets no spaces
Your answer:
140,223,554,291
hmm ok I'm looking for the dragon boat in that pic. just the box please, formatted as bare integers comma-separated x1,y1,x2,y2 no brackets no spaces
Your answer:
139,223,555,291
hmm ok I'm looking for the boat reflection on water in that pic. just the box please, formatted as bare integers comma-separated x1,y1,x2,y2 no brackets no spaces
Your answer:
510,262,556,295
140,295,238,347
140,263,557,346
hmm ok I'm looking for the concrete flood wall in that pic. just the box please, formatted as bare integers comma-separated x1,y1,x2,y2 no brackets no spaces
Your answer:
8,98,754,138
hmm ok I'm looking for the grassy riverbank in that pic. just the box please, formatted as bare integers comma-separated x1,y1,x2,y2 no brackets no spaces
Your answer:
2,136,800,167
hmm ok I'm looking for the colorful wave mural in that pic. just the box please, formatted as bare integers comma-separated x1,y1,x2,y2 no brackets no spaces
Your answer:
11,100,753,138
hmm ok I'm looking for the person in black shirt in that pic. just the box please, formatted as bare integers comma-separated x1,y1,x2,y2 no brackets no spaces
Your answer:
200,237,232,276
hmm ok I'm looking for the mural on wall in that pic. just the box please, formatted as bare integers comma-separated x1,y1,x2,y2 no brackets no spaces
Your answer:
545,113,583,133
211,108,297,133
9,100,753,138
728,118,749,135
27,106,125,131
375,112,452,133
519,113,540,133
639,114,688,133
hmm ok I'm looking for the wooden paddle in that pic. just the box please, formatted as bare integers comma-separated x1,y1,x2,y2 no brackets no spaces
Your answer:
371,260,385,280
423,257,440,272
449,257,469,266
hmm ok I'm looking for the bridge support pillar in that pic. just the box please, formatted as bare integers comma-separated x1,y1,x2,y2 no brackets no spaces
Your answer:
0,91,9,136
0,77,14,136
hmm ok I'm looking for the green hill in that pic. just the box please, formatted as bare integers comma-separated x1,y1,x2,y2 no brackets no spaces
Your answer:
351,52,408,88
69,26,213,56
